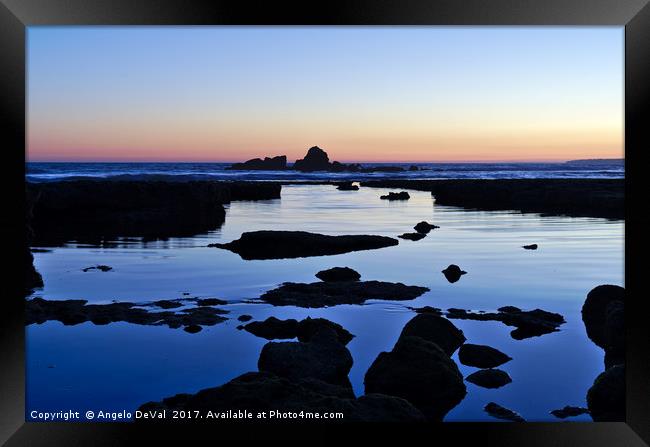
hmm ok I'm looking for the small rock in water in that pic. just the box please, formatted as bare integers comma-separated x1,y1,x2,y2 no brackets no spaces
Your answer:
442,264,467,283
183,325,202,334
380,191,410,200
82,265,112,272
315,267,361,282
399,313,466,356
522,244,538,250
466,369,512,389
196,298,228,306
153,300,183,309
398,233,426,241
238,314,253,322
336,182,359,191
550,406,590,419
414,221,439,234
458,344,512,369
410,306,443,315
484,402,525,422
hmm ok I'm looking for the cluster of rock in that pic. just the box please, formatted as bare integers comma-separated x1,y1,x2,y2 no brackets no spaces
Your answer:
398,221,439,243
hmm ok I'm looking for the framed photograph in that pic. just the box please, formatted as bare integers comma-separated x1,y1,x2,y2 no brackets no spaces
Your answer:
2,0,648,445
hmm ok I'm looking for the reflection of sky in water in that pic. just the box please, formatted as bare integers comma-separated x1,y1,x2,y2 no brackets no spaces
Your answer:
28,185,623,421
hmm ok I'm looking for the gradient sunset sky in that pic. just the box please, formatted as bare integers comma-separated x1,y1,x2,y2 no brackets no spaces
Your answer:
27,26,623,163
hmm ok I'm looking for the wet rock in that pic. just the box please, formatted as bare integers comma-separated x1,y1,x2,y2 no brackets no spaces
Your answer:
398,233,426,241
409,306,443,315
184,325,202,333
399,314,465,356
296,317,354,345
244,317,299,340
465,369,512,389
550,406,590,419
587,365,625,421
82,265,112,272
315,267,361,282
293,146,331,172
258,328,353,386
138,371,425,422
414,221,439,234
581,284,625,349
364,335,466,421
446,306,565,340
380,191,410,201
260,280,429,308
210,231,399,260
336,182,359,191
152,300,183,309
458,344,512,369
195,298,228,306
522,244,538,250
442,264,467,283
227,156,287,170
237,314,253,322
484,402,525,422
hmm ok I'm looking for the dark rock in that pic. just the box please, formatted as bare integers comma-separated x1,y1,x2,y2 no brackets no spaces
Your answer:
184,325,202,333
408,165,419,171
30,248,52,253
227,156,287,171
364,335,466,421
195,298,228,306
399,314,465,356
603,301,625,368
315,267,361,282
442,264,467,283
237,314,253,322
587,365,625,421
484,402,525,422
465,369,512,389
414,221,439,234
582,284,625,349
359,179,623,220
522,244,538,250
293,146,331,172
244,317,299,340
82,265,112,272
152,300,183,309
398,233,426,241
458,344,512,368
550,406,590,419
380,191,410,201
336,182,359,191
25,247,44,296
410,306,443,315
138,371,425,422
210,231,399,260
260,280,429,308
446,307,565,340
296,317,354,345
258,328,353,386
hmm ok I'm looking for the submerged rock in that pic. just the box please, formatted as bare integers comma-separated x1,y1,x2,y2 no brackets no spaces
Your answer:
398,233,426,241
315,267,361,282
414,221,439,234
581,284,625,350
210,231,399,260
364,335,466,421
380,191,410,201
587,365,625,421
442,264,467,283
446,306,565,340
465,369,512,389
522,244,538,250
484,402,525,422
260,280,429,308
458,344,512,369
82,265,112,272
550,406,590,419
399,314,465,356
227,155,287,171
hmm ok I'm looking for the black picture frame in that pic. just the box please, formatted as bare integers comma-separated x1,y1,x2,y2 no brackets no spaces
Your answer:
2,0,648,445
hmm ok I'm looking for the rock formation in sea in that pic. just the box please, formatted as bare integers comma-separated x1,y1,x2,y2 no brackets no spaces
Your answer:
226,155,287,170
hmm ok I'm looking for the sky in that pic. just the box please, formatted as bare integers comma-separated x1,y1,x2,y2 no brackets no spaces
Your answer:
27,26,624,163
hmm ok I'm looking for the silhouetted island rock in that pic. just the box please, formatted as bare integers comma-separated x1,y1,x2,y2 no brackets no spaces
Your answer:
260,280,429,308
414,221,439,234
550,406,590,419
227,155,287,170
336,181,359,191
398,232,426,241
398,313,466,356
293,146,332,172
380,191,410,201
364,335,466,421
466,369,512,389
446,306,565,340
458,344,512,368
138,371,425,422
442,264,467,283
587,365,625,421
315,267,361,282
210,231,399,260
484,402,525,422
522,244,538,250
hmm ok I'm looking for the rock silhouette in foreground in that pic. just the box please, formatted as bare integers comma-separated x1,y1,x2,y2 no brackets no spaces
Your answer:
293,146,332,172
210,231,399,260
398,313,466,356
458,344,512,369
315,267,361,282
484,402,525,422
586,365,625,421
260,280,429,308
380,191,410,201
581,284,625,368
227,155,287,170
465,369,512,389
442,264,467,283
